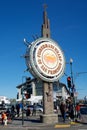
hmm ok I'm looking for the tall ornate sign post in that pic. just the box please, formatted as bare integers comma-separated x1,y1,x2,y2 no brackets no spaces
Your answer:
24,5,65,124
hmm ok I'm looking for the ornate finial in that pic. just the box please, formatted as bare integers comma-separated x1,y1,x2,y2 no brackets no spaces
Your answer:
43,4,47,11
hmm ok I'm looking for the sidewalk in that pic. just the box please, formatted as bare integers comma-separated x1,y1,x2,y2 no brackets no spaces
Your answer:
0,115,81,129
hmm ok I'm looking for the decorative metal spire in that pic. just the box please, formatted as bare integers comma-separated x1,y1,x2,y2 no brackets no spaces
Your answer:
43,4,47,12
41,4,50,38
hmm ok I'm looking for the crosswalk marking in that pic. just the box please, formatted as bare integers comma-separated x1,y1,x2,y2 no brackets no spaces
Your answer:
55,124,70,128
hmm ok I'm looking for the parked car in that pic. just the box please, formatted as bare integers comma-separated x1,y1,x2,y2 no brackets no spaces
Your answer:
24,104,43,113
79,106,87,124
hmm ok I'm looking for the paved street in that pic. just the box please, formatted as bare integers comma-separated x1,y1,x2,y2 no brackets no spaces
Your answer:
0,115,87,130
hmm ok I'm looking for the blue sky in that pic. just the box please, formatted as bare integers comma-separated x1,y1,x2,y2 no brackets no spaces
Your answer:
0,0,87,99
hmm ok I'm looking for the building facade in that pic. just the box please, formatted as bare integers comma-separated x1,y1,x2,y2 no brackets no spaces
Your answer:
16,78,70,103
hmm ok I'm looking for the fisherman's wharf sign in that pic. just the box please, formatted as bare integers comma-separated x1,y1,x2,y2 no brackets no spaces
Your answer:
25,38,65,82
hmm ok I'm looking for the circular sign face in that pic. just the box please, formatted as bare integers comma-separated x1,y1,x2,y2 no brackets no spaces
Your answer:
25,38,65,82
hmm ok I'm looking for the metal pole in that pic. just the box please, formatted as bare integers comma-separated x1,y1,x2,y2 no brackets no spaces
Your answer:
70,58,76,118
21,76,27,125
21,76,26,126
22,86,24,125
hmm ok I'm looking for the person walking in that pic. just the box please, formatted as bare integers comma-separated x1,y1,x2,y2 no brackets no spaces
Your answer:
16,103,20,117
26,106,31,118
32,103,36,116
68,101,74,121
75,103,81,119
60,102,66,122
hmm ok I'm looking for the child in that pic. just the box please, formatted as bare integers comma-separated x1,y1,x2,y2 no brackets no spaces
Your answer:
1,112,8,126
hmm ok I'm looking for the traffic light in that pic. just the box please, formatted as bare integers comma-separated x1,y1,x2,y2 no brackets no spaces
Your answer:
67,76,71,88
26,77,31,87
17,92,19,99
71,92,74,97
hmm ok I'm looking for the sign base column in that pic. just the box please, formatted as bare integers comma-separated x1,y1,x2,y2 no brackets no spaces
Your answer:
41,82,58,124
40,114,58,124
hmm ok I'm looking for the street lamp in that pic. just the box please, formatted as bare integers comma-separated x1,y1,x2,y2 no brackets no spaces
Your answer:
70,58,74,93
70,58,73,85
70,58,76,117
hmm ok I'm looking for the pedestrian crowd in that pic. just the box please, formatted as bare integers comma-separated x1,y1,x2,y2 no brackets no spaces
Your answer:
0,99,82,125
59,97,81,122
0,102,37,126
